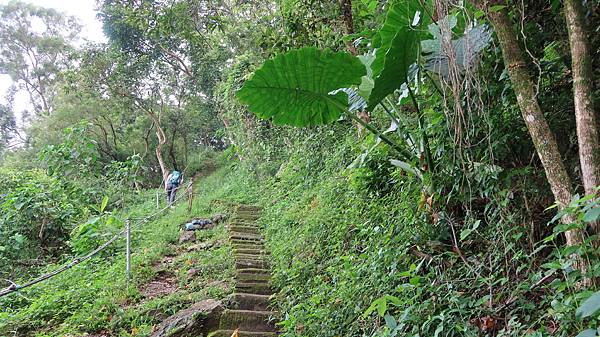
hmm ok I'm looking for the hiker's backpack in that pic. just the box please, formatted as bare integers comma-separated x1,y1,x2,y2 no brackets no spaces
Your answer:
169,171,181,185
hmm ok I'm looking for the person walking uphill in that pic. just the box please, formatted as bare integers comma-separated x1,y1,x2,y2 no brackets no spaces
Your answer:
165,169,183,207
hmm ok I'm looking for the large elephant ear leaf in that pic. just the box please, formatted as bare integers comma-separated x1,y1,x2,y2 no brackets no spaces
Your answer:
367,0,426,110
236,47,366,127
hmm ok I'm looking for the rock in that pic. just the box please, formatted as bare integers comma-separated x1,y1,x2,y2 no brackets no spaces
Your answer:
187,268,198,279
150,299,223,337
179,230,196,244
211,213,227,224
186,242,213,251
205,280,230,291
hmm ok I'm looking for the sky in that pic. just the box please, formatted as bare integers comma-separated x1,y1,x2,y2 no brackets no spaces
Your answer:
0,0,108,112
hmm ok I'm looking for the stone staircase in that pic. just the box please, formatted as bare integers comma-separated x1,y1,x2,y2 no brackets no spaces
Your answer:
208,206,278,337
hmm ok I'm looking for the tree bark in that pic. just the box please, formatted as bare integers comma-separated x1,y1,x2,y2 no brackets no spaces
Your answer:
339,0,358,55
168,128,178,170
564,0,599,236
482,6,586,248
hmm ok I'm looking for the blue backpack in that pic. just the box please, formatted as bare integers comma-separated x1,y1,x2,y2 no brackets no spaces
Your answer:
169,171,181,185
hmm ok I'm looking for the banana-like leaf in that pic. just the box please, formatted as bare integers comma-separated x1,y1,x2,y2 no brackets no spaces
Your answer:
422,20,492,77
367,1,424,110
236,47,366,127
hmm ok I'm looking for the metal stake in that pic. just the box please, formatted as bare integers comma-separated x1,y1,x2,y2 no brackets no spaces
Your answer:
125,219,131,284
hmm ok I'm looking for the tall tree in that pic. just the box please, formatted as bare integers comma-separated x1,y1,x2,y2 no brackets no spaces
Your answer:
475,3,587,253
0,1,80,117
563,0,599,217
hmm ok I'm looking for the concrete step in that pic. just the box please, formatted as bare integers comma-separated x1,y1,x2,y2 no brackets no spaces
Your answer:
237,268,270,274
208,330,275,337
236,260,269,269
234,248,268,255
219,309,277,332
229,225,261,234
236,205,262,212
229,232,263,241
232,292,272,311
231,242,265,249
231,239,264,246
236,282,273,295
233,253,267,260
237,272,270,283
233,213,261,221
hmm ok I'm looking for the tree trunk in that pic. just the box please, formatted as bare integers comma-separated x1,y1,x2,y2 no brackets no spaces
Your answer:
168,128,178,170
143,108,168,186
483,6,586,249
564,0,600,236
339,0,358,55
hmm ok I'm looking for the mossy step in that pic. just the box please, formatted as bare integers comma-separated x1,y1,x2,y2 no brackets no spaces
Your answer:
236,282,273,295
236,209,261,215
229,216,260,223
237,268,270,274
231,241,264,247
231,244,265,251
233,254,267,262
236,205,262,212
229,231,263,239
229,233,264,244
232,214,261,221
229,219,258,226
234,248,268,255
229,226,261,234
236,272,270,283
236,260,269,269
232,292,272,311
219,309,277,332
208,330,275,337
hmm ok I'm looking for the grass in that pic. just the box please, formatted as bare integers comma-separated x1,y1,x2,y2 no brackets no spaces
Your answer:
0,167,238,337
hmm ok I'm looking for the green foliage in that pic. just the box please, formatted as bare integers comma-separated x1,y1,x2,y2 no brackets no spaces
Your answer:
237,47,366,126
577,291,600,320
0,168,88,275
0,168,236,336
367,0,423,108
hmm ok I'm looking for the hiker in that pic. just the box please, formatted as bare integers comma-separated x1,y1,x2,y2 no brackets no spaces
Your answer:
165,169,183,206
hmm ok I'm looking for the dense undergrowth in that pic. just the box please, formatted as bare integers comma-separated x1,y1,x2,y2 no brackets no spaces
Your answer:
206,129,600,337
0,168,236,337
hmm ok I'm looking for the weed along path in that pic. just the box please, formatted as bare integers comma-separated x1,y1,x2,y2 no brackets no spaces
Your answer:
208,205,278,337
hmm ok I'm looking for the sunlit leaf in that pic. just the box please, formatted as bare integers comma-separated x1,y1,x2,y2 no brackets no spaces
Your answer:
367,1,423,109
237,47,365,126
576,291,600,319
575,329,598,337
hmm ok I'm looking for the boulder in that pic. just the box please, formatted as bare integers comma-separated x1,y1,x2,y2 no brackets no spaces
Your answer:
150,299,223,337
179,230,196,244
211,213,227,224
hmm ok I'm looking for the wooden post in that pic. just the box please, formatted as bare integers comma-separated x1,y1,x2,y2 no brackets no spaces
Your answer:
187,178,194,214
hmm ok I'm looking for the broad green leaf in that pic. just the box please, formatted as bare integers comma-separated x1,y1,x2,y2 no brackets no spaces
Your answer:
367,1,423,109
357,53,375,99
584,207,600,223
237,47,365,127
576,291,600,319
384,314,397,329
575,329,597,337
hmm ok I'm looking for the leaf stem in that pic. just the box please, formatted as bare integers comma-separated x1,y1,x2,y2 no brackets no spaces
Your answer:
407,84,434,175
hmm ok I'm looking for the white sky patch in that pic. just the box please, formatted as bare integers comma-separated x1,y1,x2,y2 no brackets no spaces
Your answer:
0,0,108,111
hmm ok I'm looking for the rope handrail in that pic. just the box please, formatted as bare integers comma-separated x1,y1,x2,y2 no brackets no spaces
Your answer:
0,182,191,299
